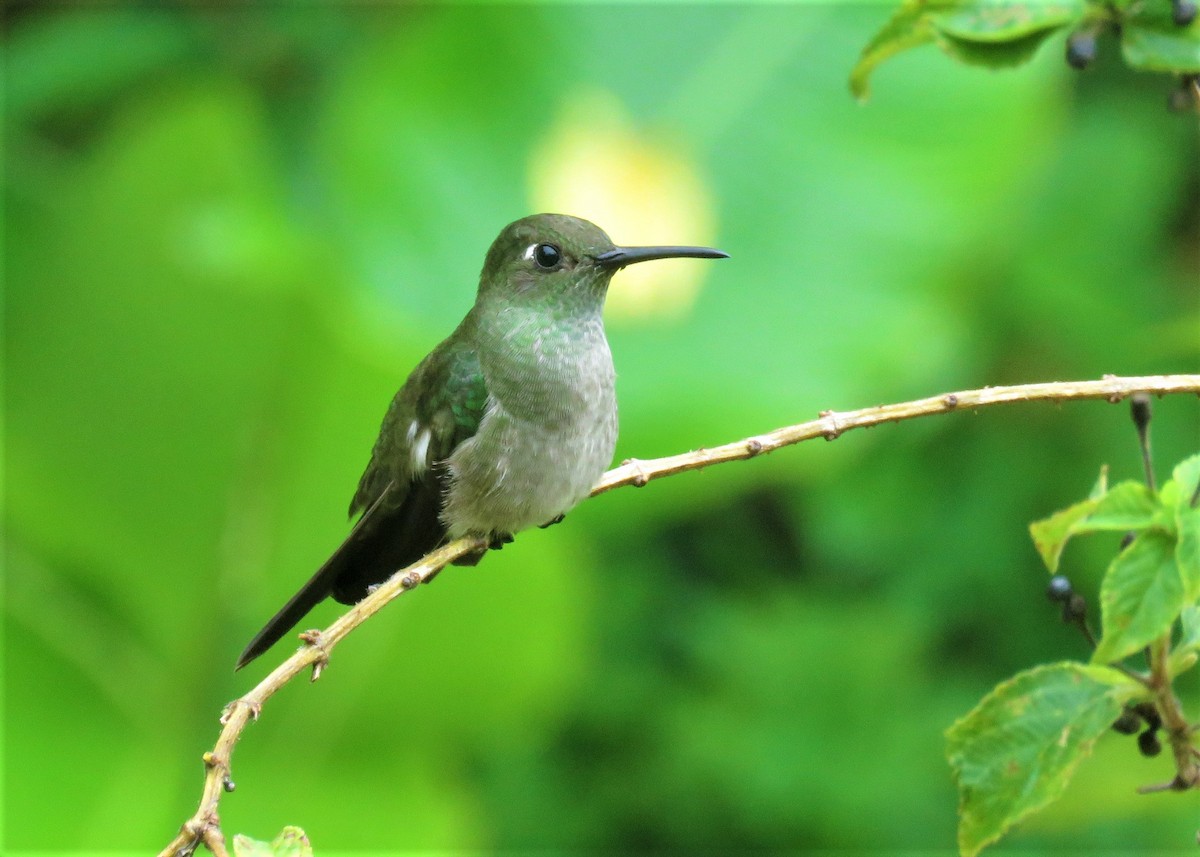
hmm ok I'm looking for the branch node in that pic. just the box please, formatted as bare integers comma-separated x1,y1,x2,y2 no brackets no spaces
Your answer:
746,438,764,456
943,394,959,409
818,410,842,440
621,458,650,487
201,824,231,857
219,697,261,724
298,629,330,682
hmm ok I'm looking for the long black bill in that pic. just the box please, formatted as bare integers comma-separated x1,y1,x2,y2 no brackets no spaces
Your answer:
593,245,729,270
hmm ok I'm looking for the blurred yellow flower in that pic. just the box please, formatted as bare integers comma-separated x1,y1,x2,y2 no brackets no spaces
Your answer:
528,88,719,323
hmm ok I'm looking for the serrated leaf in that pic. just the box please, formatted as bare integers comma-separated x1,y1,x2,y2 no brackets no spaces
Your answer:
850,0,961,101
233,827,313,857
1121,1,1200,72
1070,480,1161,535
934,26,1062,68
1093,529,1184,664
933,0,1084,43
947,662,1143,857
1172,454,1200,600
1029,496,1098,573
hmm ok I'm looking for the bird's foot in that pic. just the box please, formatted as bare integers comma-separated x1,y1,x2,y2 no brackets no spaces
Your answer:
538,514,565,529
450,532,513,568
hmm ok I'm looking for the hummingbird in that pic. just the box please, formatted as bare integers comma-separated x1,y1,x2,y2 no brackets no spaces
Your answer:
236,213,728,669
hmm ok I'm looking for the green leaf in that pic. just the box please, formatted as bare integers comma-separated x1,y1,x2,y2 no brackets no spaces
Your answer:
850,0,960,101
1173,453,1200,499
934,27,1062,69
233,827,313,857
1028,471,1158,573
1070,480,1161,535
1180,604,1200,648
1093,529,1185,664
1029,496,1098,573
1169,605,1200,676
946,662,1143,857
1121,1,1200,72
1172,454,1200,601
933,0,1084,43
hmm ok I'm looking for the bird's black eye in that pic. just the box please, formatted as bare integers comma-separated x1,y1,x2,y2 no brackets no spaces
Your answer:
533,243,561,269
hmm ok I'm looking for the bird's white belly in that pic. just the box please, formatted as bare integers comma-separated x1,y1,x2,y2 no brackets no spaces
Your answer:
442,401,617,537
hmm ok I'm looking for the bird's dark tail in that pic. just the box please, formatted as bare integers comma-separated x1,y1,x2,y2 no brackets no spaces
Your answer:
235,560,337,670
236,480,447,670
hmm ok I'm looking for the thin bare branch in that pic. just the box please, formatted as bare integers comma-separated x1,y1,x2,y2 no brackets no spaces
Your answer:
593,374,1200,495
157,537,489,857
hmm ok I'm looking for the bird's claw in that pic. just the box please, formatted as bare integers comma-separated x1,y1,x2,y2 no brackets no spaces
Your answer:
488,533,514,550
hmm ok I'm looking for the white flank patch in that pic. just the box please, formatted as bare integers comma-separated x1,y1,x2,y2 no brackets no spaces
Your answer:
411,427,432,472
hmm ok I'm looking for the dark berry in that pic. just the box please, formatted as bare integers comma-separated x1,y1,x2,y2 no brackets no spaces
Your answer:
1066,31,1097,70
1047,575,1073,603
1063,593,1088,623
1111,710,1141,735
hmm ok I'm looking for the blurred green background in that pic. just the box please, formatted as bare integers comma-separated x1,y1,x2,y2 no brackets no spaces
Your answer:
5,3,1198,853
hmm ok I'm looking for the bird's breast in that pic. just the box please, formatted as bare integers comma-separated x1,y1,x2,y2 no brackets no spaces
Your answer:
442,324,618,537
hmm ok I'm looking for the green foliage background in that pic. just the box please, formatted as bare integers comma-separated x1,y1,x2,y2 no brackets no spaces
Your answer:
4,4,1198,852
